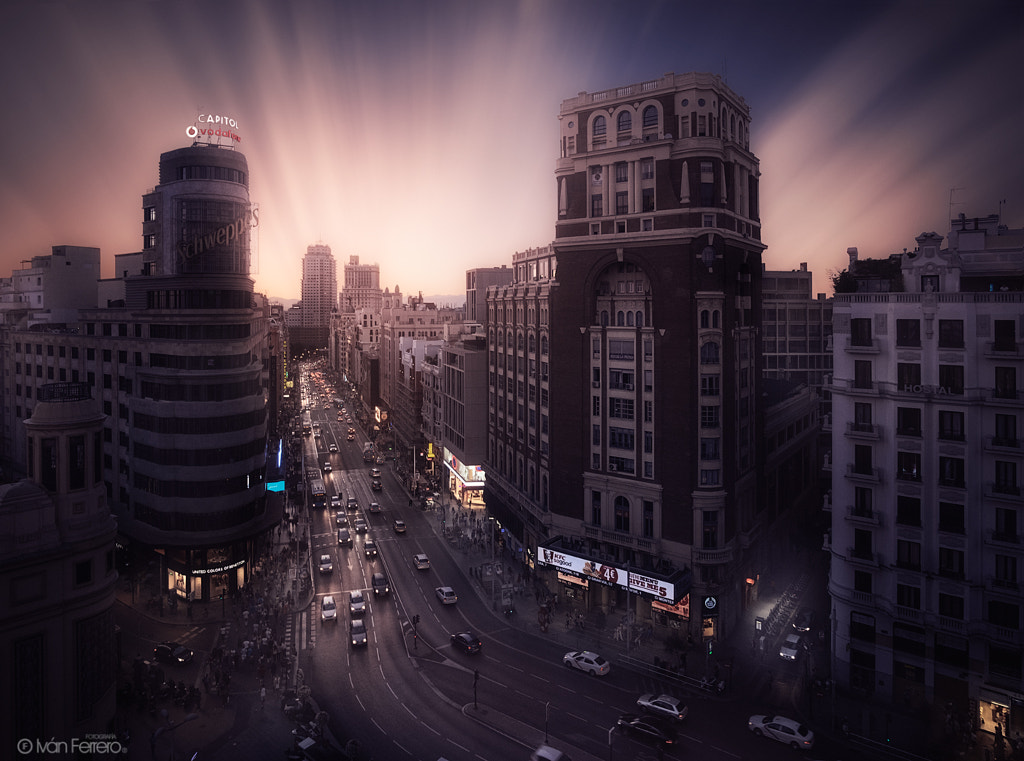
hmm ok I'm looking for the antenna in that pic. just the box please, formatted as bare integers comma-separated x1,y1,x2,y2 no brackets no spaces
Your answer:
998,198,1007,222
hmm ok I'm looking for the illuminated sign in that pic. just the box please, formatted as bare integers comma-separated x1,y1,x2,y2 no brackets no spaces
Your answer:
191,559,246,575
186,113,241,144
177,208,259,263
538,547,676,603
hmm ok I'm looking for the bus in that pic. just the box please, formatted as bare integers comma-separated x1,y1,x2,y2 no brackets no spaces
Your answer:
301,412,312,437
307,467,326,510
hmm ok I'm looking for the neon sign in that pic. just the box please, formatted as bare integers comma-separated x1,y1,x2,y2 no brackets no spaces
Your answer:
178,208,259,262
186,114,241,144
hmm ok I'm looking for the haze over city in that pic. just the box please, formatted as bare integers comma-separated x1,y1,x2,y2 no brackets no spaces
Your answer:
1,0,1021,299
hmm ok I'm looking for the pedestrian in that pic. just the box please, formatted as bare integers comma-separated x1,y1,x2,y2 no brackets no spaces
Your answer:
260,685,266,710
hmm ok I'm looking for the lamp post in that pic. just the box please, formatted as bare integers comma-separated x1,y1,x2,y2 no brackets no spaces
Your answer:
545,701,551,742
607,723,616,761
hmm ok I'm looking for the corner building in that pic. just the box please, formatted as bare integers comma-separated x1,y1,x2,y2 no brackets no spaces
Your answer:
488,73,765,643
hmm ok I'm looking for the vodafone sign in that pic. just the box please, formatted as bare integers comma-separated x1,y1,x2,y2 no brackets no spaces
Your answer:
538,546,678,603
186,113,241,144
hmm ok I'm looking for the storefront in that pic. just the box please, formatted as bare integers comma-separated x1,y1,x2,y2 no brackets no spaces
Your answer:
160,543,252,602
442,448,486,508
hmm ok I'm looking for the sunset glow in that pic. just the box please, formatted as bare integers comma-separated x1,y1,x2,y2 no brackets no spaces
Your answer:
1,0,1020,299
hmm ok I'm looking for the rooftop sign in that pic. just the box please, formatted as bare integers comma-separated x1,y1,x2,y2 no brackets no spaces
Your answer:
186,113,241,144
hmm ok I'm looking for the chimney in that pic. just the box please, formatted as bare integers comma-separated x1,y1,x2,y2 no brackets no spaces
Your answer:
847,247,858,267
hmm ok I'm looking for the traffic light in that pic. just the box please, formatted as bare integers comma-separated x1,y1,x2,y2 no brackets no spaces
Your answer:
474,669,479,685
412,614,420,626
707,640,714,656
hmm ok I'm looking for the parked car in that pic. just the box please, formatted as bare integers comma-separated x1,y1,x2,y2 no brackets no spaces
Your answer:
320,595,337,622
350,618,367,647
615,714,677,748
413,553,430,570
779,633,803,661
371,572,389,596
435,586,458,604
450,631,482,654
748,714,815,750
318,553,333,574
153,641,194,664
563,650,610,676
636,693,688,720
349,590,366,615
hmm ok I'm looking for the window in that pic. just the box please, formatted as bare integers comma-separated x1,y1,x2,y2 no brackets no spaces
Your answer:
896,584,921,610
938,547,964,578
938,594,964,620
853,570,873,594
938,365,964,394
851,318,872,346
896,319,921,347
988,601,1020,629
938,411,965,440
921,274,939,292
897,540,921,570
615,162,628,183
700,342,720,364
939,456,964,487
642,500,654,538
938,320,964,348
608,339,634,360
995,554,1017,587
897,451,921,481
642,105,658,129
994,320,1017,351
896,407,922,436
995,507,1017,541
617,111,631,132
700,469,720,486
608,398,634,419
608,427,634,450
75,559,93,586
995,414,1018,447
896,495,920,526
641,187,654,213
592,115,606,136
615,191,628,215
995,461,1019,495
854,445,873,475
701,375,720,396
995,366,1017,399
853,402,873,431
591,492,602,525
854,487,872,516
850,611,876,642
591,195,603,217
938,502,965,534
853,528,872,559
700,438,720,460
702,510,718,548
854,360,872,389
700,406,719,428
897,363,921,389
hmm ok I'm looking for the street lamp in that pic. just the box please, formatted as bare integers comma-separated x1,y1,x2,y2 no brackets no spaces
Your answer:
607,723,617,761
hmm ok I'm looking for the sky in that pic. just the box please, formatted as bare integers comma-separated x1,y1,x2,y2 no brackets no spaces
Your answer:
1,0,1021,301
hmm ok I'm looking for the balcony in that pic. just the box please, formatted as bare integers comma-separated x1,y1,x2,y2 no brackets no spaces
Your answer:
988,436,1021,451
847,547,879,567
846,464,881,484
846,338,881,355
990,625,1024,646
937,616,967,635
988,531,1020,546
988,483,1023,502
894,605,923,623
845,422,880,440
985,341,1024,359
692,546,734,564
845,505,880,526
989,576,1019,592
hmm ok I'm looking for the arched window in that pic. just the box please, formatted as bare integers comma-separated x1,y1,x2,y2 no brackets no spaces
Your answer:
626,311,634,327
517,332,524,350
601,311,609,326
635,311,644,328
616,311,625,326
617,111,632,132
593,115,606,136
700,310,710,328
528,333,536,353
540,335,549,355
700,342,720,364
642,105,658,129
712,310,720,328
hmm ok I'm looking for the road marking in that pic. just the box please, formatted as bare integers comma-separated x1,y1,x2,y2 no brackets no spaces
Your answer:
448,740,469,752
420,720,442,737
392,740,411,756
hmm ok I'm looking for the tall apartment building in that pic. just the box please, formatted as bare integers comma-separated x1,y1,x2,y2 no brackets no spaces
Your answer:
294,243,336,352
465,266,512,325
487,73,767,643
761,263,833,394
829,214,1024,738
2,143,276,602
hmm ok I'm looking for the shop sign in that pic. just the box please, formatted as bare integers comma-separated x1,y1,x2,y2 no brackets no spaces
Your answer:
192,559,246,575
538,547,676,602
557,572,589,588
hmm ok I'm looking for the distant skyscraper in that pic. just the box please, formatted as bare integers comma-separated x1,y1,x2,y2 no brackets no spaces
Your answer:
296,243,336,351
341,255,381,313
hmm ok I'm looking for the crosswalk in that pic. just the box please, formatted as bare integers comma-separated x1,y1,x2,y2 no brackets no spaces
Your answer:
284,606,316,653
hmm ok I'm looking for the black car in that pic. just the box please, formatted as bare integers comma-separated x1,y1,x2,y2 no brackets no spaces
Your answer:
793,608,817,633
615,714,677,748
450,631,482,654
153,641,194,665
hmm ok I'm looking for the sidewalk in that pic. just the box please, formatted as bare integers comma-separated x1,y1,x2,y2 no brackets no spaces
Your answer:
113,502,343,761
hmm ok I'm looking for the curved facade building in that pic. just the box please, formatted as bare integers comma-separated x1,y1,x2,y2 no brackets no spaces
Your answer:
106,144,275,601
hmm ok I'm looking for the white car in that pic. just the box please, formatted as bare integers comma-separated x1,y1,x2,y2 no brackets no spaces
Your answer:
748,714,815,750
413,553,430,570
349,590,366,615
563,650,610,676
328,443,338,453
318,553,333,574
320,595,337,622
636,693,688,720
435,586,458,604
779,633,803,661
